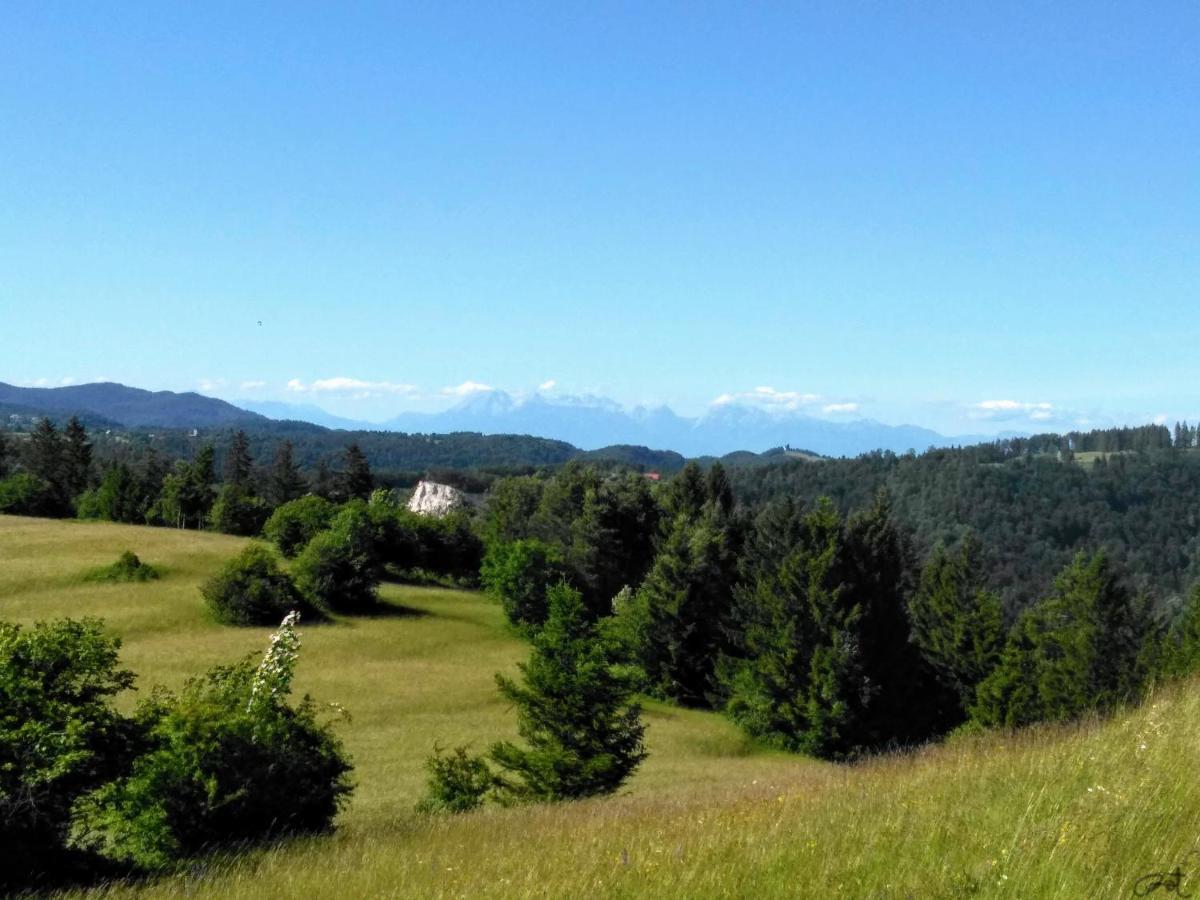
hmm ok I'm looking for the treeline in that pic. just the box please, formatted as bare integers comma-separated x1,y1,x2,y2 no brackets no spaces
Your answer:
728,439,1200,612
478,460,1200,761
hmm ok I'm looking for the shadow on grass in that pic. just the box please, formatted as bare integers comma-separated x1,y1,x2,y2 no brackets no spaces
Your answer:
352,600,432,620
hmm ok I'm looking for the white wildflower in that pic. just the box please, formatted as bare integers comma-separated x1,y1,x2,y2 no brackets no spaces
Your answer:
248,610,302,712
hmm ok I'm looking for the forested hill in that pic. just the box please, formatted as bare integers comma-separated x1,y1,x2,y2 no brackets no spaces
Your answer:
0,382,265,429
729,432,1200,612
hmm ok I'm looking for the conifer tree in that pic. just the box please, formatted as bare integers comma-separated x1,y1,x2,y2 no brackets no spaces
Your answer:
267,440,307,506
661,461,707,526
27,419,63,488
490,583,646,801
908,533,1004,713
972,550,1154,727
223,430,254,487
706,461,734,519
62,417,92,498
0,428,8,479
614,514,738,706
1160,584,1200,678
341,443,373,501
725,495,949,758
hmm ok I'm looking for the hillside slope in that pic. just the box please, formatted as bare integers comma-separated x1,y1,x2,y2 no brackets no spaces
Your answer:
0,517,1195,898
0,382,265,429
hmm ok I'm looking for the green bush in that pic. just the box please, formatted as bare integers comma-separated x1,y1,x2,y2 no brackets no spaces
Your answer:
293,502,383,614
200,544,314,626
84,551,160,584
416,746,496,814
74,614,353,871
0,618,136,890
480,538,568,630
263,496,337,557
0,472,62,517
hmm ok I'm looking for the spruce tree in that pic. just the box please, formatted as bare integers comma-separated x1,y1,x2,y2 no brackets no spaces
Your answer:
61,417,92,498
614,514,738,706
908,533,1004,713
566,474,661,618
27,419,63,489
705,461,734,519
972,550,1154,727
490,583,646,801
267,440,307,506
313,459,335,500
1160,584,1200,678
724,495,949,758
723,498,850,756
223,430,254,487
661,461,707,526
341,443,373,501
0,428,8,479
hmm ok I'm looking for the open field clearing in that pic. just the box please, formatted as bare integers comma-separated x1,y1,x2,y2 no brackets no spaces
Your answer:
2,515,1198,898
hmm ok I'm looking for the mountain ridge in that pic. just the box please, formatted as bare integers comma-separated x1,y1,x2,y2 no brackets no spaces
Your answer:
0,381,1007,458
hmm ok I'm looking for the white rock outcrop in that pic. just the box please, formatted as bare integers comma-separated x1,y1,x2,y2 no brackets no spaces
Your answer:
407,480,467,518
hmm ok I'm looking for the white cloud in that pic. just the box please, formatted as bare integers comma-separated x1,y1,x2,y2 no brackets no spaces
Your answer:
538,379,557,392
823,402,859,414
288,377,417,397
711,386,824,412
441,380,494,397
972,399,1055,421
198,378,226,392
240,380,267,391
1153,413,1169,425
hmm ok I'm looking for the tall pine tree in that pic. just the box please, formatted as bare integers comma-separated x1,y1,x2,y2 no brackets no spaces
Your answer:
222,430,253,487
61,417,92,499
908,533,1004,714
341,443,373,501
267,440,307,506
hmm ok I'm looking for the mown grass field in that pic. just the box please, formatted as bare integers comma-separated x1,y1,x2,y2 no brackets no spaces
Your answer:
2,514,1199,898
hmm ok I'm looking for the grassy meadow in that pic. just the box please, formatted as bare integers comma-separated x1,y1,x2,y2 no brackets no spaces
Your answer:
2,514,1199,898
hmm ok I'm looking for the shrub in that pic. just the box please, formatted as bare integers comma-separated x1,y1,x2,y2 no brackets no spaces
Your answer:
293,502,383,614
0,618,136,890
200,544,314,626
84,551,160,584
0,472,62,517
263,495,337,557
480,538,568,630
74,613,353,871
416,746,496,814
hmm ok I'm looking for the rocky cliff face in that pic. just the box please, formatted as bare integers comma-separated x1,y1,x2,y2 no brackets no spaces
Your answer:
406,480,467,517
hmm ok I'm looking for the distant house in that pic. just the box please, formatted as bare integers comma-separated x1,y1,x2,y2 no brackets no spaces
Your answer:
643,471,661,482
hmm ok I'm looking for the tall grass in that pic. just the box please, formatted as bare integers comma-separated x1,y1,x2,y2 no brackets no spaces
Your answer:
2,515,1197,898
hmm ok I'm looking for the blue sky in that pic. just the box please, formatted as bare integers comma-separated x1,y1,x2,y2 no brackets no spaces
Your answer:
2,3,1197,435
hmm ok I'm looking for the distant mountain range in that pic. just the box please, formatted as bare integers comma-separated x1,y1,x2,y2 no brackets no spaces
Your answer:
2,381,1003,458
252,390,993,457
